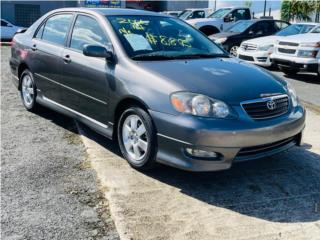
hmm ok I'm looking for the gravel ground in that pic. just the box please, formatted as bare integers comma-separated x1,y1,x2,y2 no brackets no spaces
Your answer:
1,47,119,240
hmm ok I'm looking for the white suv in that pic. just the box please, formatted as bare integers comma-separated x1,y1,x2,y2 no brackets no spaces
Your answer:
270,30,320,77
237,23,319,67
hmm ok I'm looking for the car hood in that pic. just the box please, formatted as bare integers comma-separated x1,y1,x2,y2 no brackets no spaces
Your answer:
243,35,279,46
209,32,239,40
136,58,287,105
277,33,320,43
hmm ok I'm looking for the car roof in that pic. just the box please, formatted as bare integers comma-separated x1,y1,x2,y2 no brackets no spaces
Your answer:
51,7,166,17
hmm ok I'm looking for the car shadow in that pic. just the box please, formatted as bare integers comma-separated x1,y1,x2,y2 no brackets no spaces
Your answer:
34,106,320,224
270,68,320,84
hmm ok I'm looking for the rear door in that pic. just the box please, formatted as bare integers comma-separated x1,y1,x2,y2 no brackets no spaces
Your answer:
31,13,74,103
60,14,110,124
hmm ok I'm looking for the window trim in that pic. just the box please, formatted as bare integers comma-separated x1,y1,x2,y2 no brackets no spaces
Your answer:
66,13,111,54
32,11,75,48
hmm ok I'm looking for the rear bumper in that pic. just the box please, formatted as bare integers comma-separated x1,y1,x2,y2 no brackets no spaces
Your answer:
150,106,305,172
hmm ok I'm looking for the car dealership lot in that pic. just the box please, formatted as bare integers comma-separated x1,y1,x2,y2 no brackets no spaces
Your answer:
1,46,320,239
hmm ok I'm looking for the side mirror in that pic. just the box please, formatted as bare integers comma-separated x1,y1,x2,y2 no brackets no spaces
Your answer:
224,14,233,22
16,28,27,34
83,44,114,62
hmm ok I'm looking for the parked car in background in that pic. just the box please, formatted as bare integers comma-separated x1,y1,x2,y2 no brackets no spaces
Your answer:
178,8,212,20
10,8,305,172
271,32,320,77
1,19,25,41
187,7,251,35
237,23,320,67
210,19,290,56
161,11,181,17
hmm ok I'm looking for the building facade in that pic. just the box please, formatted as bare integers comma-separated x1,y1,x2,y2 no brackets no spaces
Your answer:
1,0,208,27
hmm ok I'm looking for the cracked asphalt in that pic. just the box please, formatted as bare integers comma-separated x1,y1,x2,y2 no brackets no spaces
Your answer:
1,47,119,240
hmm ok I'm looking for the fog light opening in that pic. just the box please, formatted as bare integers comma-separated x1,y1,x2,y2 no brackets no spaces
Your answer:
185,148,220,159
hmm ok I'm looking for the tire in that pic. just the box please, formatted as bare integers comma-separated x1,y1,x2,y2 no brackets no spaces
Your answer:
20,69,38,111
229,45,239,57
117,106,157,170
279,66,298,76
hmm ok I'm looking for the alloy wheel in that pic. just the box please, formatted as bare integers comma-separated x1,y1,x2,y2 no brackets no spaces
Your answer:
122,114,149,163
21,74,35,108
230,46,239,57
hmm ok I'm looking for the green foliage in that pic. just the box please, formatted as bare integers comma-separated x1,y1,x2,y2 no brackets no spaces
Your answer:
244,0,253,8
281,0,317,22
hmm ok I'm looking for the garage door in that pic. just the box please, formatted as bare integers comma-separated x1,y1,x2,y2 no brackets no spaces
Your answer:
15,4,40,27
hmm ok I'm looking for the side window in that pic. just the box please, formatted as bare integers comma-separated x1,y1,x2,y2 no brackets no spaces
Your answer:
232,9,250,21
42,14,73,46
275,21,289,31
1,20,9,27
70,15,109,51
35,24,44,38
192,11,205,19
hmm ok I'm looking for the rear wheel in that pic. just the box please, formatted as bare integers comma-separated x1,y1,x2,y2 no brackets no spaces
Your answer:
117,107,157,170
20,69,38,111
279,66,298,76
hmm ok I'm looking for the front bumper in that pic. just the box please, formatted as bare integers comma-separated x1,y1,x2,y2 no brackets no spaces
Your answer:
150,106,305,172
271,53,318,73
237,48,272,67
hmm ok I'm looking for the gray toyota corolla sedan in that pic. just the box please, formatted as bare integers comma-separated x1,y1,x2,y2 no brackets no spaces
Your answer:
10,8,305,171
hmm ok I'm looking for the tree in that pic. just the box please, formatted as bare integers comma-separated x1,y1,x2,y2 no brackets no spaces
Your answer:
281,0,314,22
244,0,252,8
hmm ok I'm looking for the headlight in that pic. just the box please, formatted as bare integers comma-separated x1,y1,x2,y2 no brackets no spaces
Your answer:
297,50,318,58
215,37,227,44
286,82,298,107
300,42,320,48
170,92,236,118
258,44,274,51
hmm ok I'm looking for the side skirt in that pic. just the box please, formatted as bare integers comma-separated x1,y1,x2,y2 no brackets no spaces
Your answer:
36,91,114,140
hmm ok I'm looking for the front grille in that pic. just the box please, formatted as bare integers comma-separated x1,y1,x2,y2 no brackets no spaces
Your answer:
241,95,289,120
257,57,267,62
278,48,296,54
241,43,257,51
237,136,297,157
238,54,254,61
279,41,299,47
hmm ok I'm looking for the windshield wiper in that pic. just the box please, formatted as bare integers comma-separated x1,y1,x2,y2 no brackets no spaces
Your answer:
131,53,175,60
174,53,228,59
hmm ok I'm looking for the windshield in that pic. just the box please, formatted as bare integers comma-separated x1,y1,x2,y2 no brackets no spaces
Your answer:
227,20,254,33
178,10,192,20
208,8,231,18
311,26,320,33
107,15,226,60
276,24,315,36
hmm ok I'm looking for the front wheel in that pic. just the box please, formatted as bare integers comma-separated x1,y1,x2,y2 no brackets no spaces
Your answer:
229,45,239,57
20,69,38,111
117,107,157,170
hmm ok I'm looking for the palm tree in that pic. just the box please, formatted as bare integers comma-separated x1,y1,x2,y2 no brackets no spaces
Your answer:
281,0,314,22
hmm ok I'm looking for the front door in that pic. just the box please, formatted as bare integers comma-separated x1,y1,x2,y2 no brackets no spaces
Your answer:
60,14,110,125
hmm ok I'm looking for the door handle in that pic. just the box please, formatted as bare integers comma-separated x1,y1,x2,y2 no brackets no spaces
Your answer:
63,55,71,63
31,44,37,51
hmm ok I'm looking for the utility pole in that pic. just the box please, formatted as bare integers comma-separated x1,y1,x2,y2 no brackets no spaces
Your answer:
214,0,217,11
263,0,267,17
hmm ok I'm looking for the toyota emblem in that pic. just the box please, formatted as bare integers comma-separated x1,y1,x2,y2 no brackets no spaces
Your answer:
267,100,276,110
